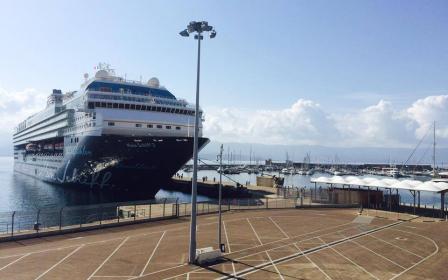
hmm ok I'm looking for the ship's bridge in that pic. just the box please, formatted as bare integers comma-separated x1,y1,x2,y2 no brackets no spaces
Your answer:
86,80,176,100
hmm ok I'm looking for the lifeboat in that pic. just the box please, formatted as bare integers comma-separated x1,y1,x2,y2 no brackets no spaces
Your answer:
55,143,64,150
25,143,37,152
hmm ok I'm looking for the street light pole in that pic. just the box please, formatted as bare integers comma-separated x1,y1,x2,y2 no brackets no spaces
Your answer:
218,144,224,252
188,29,201,266
180,21,217,265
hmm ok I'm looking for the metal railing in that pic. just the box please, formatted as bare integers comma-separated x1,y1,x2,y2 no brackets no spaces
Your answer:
0,189,360,240
0,198,179,238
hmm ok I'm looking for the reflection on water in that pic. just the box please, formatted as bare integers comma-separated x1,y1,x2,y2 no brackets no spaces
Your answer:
0,157,207,213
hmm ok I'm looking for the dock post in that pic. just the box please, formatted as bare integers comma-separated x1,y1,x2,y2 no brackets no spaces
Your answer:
266,197,269,209
11,211,15,237
389,188,392,212
349,188,351,204
134,204,137,221
413,190,416,215
418,191,421,209
175,198,179,217
367,187,370,211
163,198,167,217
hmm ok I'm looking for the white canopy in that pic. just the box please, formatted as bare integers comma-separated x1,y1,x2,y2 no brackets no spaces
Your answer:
310,176,448,193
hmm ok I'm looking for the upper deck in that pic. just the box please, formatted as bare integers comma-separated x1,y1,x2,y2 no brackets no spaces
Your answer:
13,65,202,141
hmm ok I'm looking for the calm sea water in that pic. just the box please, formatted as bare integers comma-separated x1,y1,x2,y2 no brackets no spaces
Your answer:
0,156,442,214
0,156,209,213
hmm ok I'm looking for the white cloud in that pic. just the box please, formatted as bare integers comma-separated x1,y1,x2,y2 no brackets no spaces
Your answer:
204,95,448,148
335,100,415,147
0,88,47,153
407,95,448,139
204,99,338,146
1,87,447,155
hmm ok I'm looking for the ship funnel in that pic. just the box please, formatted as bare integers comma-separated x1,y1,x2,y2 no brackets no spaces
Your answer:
148,77,160,88
95,70,109,79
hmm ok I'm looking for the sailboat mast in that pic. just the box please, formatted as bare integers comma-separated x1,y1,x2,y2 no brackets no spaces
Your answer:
249,146,252,166
433,121,436,177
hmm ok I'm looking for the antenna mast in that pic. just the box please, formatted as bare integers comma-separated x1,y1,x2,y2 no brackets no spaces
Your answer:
433,121,437,177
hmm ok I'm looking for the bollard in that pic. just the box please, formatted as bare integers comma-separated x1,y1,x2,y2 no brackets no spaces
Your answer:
175,198,179,217
134,204,137,221
163,198,167,217
266,197,269,209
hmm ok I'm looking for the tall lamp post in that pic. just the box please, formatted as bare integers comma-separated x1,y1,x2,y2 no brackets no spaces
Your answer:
217,144,224,252
180,21,217,264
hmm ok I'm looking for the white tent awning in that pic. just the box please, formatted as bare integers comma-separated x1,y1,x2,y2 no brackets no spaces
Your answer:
310,176,448,193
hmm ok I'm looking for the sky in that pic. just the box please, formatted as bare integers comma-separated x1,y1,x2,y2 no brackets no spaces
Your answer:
0,0,447,161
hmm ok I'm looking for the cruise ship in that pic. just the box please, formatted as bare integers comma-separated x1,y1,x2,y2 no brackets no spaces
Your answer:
13,64,208,196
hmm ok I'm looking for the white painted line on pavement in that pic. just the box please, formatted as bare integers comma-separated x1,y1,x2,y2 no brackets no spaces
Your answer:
35,245,85,280
247,218,263,245
139,231,166,276
87,237,130,280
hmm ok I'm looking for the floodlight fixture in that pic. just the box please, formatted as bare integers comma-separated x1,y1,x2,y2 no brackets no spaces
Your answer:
179,29,189,37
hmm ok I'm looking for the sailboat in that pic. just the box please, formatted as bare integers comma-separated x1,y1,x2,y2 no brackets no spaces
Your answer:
431,121,448,183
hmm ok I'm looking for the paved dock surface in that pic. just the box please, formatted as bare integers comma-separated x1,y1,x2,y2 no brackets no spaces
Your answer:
0,208,447,279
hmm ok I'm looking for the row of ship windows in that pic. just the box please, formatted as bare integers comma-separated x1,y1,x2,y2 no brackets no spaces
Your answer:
107,122,182,130
89,93,182,107
65,122,95,133
88,102,196,116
